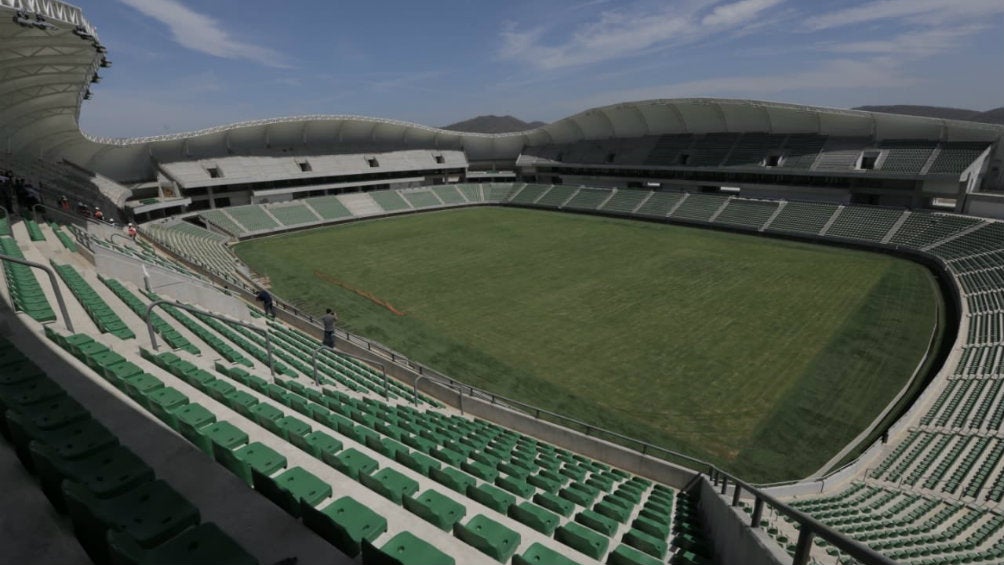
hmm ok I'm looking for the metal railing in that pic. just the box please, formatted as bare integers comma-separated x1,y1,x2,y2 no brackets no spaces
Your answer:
310,344,389,398
143,300,276,378
0,252,74,332
709,468,899,565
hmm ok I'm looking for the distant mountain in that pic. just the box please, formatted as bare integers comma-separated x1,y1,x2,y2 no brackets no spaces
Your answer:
972,107,1004,125
442,115,547,133
853,105,1004,125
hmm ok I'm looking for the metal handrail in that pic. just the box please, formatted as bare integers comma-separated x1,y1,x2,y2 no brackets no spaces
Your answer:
109,232,137,248
309,344,389,398
143,300,275,378
0,252,74,333
413,373,469,414
709,469,899,565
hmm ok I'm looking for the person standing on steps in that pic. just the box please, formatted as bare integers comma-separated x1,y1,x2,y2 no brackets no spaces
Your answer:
256,289,276,318
322,308,338,348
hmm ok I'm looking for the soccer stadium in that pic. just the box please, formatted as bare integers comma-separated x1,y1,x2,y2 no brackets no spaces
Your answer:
1,2,1004,565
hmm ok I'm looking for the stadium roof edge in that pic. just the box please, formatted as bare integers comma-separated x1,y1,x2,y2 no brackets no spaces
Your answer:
64,99,1004,181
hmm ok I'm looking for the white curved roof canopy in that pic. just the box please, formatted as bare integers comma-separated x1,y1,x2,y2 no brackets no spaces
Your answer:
1,2,1002,183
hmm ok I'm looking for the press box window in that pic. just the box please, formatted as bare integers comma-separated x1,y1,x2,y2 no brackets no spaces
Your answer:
206,166,223,178
297,160,312,172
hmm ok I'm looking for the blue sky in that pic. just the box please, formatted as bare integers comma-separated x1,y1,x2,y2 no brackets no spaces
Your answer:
75,0,1004,139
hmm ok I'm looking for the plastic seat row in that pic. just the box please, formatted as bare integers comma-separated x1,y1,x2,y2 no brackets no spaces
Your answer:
0,235,55,322
52,262,135,340
1,333,256,564
207,356,698,564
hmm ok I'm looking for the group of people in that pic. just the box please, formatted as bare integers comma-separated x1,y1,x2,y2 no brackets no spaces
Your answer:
0,169,40,213
255,289,339,347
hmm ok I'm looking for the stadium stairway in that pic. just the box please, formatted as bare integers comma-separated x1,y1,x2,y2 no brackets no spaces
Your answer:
0,218,714,564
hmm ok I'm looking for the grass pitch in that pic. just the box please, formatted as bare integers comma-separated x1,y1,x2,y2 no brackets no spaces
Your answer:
235,206,941,482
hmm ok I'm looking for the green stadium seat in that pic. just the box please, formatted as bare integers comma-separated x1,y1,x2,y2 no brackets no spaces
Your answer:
496,474,535,498
121,372,163,400
0,376,65,412
294,430,343,459
595,499,632,523
467,483,516,514
608,543,664,565
225,389,260,418
430,466,477,494
29,442,154,512
361,530,455,565
108,522,259,565
7,412,118,470
63,479,200,564
403,489,467,531
252,466,331,517
301,495,387,557
632,516,670,539
271,415,312,442
3,394,87,438
576,508,620,536
206,379,236,402
200,421,249,457
463,459,499,482
534,491,575,517
514,542,583,565
622,528,667,559
508,501,560,535
396,449,441,476
249,403,284,427
328,447,378,480
454,514,521,562
215,441,287,485
171,403,217,449
144,386,188,417
555,521,610,560
360,467,419,504
560,484,598,507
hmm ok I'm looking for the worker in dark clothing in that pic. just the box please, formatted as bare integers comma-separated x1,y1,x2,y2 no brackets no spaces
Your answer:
256,289,276,318
322,308,338,347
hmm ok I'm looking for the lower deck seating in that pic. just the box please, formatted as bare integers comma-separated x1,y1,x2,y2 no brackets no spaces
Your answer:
713,199,778,229
765,201,838,235
824,207,904,241
0,336,257,564
636,192,684,217
53,262,134,340
0,236,55,322
268,202,320,227
670,193,729,222
601,190,650,215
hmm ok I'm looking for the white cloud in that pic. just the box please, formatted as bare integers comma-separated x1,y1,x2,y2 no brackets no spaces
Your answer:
702,0,784,27
574,58,918,109
821,25,987,57
806,0,1004,30
116,0,288,68
499,0,785,70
